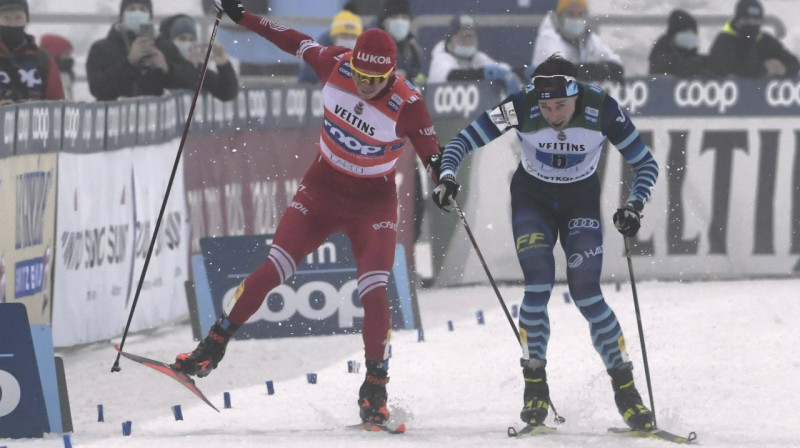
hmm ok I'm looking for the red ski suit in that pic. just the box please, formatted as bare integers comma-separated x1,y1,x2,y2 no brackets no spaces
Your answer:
226,13,440,362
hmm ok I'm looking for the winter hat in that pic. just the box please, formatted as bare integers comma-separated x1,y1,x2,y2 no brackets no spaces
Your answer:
556,0,587,14
119,0,153,18
330,10,362,37
381,0,410,18
0,0,29,20
447,14,477,38
352,28,397,74
169,15,197,40
734,0,763,21
40,34,73,58
666,9,697,36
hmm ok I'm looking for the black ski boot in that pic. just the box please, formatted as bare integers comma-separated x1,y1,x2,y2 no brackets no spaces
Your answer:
519,359,550,425
358,360,390,424
608,363,654,430
174,318,239,378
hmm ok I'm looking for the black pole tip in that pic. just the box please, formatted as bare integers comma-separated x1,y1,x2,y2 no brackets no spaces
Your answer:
111,363,121,373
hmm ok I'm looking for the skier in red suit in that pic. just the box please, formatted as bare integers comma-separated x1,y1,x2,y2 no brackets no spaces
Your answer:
174,0,442,426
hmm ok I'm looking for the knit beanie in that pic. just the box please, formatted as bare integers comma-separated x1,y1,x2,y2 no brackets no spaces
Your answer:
381,0,410,18
556,0,587,14
120,0,153,18
734,0,763,21
352,28,397,74
330,10,362,37
0,0,28,20
447,14,477,38
169,15,197,40
666,9,697,36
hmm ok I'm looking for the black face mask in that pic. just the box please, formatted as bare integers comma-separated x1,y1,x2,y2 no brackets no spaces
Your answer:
0,26,27,49
739,25,760,40
56,57,75,78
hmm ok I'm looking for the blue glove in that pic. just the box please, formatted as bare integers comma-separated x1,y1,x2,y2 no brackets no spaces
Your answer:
483,63,509,81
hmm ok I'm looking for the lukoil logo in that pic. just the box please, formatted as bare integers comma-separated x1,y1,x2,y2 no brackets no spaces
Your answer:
674,80,738,113
433,85,480,118
765,80,800,107
355,52,392,65
231,280,363,329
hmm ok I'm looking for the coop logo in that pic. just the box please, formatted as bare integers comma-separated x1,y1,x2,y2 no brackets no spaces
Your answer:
31,108,50,141
765,80,800,107
568,218,600,230
601,80,648,114
674,80,738,113
240,280,363,328
433,85,480,118
324,119,385,156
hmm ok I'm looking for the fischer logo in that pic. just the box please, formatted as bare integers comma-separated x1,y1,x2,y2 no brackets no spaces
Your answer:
237,280,364,328
433,85,480,118
0,370,21,418
674,80,738,113
355,52,392,65
765,80,800,107
601,80,648,114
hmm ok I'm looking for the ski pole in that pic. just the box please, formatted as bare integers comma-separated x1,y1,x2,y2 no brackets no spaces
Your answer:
623,236,656,427
450,197,565,424
112,9,225,373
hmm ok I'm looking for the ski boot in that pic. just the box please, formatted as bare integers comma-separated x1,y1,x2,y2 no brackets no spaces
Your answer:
519,359,550,425
608,363,655,430
358,360,390,424
173,317,239,378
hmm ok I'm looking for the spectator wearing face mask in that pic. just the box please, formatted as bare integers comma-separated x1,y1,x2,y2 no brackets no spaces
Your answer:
39,34,75,100
649,9,714,78
156,14,238,101
298,4,363,85
86,0,169,101
427,14,521,93
0,0,64,104
378,0,425,84
708,0,799,78
531,0,624,82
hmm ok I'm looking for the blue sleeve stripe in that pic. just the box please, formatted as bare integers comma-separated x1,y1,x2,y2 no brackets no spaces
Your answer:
626,146,649,164
461,129,480,150
626,156,659,204
615,129,640,150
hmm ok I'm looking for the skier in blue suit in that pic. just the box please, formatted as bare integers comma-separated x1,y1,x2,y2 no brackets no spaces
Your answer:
433,54,658,430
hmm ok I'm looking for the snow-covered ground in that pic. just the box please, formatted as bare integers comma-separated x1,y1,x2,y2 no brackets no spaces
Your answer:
6,278,800,447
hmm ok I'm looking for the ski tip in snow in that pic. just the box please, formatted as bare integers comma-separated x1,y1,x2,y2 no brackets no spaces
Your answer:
507,424,557,437
347,422,406,434
608,426,698,444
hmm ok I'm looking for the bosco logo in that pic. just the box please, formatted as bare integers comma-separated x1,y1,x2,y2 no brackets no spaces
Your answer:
765,80,800,107
0,369,22,418
674,80,738,113
601,80,648,114
433,85,479,118
239,280,363,328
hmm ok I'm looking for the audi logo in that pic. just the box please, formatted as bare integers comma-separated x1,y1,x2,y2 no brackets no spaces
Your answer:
674,80,738,113
568,218,600,230
765,80,800,107
601,80,649,114
432,85,480,118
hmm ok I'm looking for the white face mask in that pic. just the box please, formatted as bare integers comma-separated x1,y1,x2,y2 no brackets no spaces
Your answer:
451,44,477,59
385,18,410,41
561,18,586,39
173,39,193,56
673,31,699,50
122,10,150,34
333,36,357,49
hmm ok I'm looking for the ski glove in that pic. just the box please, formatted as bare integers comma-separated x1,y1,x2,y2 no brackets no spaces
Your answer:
221,0,245,23
613,201,643,237
426,152,443,182
432,174,460,211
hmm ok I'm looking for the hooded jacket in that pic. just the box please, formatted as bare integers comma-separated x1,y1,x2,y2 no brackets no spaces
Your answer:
707,21,800,78
649,10,713,78
0,32,64,102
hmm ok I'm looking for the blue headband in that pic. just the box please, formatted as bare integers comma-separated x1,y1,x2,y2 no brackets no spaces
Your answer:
532,75,579,99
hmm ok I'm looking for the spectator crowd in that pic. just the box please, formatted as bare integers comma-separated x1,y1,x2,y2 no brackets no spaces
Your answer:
0,0,798,107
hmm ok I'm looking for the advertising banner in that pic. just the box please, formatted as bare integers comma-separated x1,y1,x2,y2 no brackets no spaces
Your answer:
0,153,57,325
52,143,188,347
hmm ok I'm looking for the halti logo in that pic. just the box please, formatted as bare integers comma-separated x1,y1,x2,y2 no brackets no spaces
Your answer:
356,52,392,65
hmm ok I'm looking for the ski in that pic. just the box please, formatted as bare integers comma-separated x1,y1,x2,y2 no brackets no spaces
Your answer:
609,427,697,444
113,344,220,412
347,422,406,434
507,424,557,437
